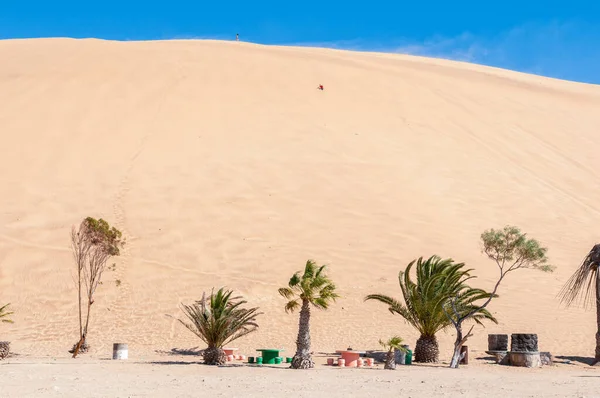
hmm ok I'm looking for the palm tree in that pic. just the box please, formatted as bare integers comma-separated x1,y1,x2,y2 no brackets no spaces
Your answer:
365,255,497,363
0,304,13,324
379,336,408,370
179,287,261,365
279,260,339,369
558,243,600,365
0,303,14,360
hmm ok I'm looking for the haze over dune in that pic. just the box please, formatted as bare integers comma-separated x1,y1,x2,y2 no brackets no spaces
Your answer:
1,38,600,359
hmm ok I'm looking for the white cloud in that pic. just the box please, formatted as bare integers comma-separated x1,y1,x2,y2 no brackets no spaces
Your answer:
394,32,487,63
395,21,600,84
287,21,600,84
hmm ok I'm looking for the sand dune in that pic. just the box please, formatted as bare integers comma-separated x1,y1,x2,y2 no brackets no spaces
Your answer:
1,38,600,360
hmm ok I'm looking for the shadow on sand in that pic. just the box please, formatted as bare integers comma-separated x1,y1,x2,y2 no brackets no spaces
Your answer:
555,356,596,366
154,347,204,357
474,355,499,363
147,360,203,366
147,361,291,369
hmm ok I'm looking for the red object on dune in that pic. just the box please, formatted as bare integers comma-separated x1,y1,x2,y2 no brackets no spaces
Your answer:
318,84,324,90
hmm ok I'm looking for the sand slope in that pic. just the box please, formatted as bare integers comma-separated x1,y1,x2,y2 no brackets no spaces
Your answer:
1,38,600,359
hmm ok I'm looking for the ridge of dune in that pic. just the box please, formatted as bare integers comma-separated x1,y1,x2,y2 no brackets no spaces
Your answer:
1,38,600,359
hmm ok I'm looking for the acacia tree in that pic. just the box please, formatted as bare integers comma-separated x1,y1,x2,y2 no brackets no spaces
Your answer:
70,217,124,358
279,260,339,369
558,244,600,365
445,226,553,368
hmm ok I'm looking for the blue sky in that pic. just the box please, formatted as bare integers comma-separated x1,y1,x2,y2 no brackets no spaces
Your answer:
2,1,600,84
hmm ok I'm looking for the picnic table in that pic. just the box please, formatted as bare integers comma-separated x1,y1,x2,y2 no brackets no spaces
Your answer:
256,348,284,364
223,347,238,357
336,350,366,367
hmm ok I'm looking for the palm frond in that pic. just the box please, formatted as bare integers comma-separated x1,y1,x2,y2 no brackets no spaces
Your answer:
284,299,301,313
278,287,295,300
302,260,317,280
309,274,330,291
558,244,600,308
365,293,419,330
0,303,14,324
312,297,333,310
379,335,408,352
319,283,340,301
364,294,404,313
281,260,338,313
314,264,326,279
288,272,302,288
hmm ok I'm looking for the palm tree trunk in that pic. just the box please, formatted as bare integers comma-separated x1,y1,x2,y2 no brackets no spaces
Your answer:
384,349,396,369
0,341,10,360
415,334,439,363
595,270,600,364
291,299,314,369
203,345,226,365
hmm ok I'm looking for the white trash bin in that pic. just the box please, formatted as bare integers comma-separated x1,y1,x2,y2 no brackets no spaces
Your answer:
112,343,128,360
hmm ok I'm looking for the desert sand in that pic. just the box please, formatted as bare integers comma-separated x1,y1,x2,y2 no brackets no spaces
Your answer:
1,38,600,394
2,356,599,398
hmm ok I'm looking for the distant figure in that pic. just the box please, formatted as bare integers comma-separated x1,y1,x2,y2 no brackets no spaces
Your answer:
236,33,239,41
317,84,324,90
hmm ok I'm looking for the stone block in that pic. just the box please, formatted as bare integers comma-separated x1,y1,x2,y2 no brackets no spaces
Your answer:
540,352,553,366
486,350,509,365
511,334,538,352
509,351,542,368
488,334,509,351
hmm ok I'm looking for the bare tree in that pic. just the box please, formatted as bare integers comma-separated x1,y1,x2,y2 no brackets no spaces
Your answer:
444,226,553,368
70,217,124,358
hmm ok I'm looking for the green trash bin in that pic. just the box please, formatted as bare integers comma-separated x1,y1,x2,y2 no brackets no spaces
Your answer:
286,357,293,363
256,356,263,365
275,357,282,364
248,356,255,364
405,350,413,365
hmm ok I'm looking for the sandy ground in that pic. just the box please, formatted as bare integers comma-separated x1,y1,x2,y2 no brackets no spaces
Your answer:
1,38,600,393
2,355,600,398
